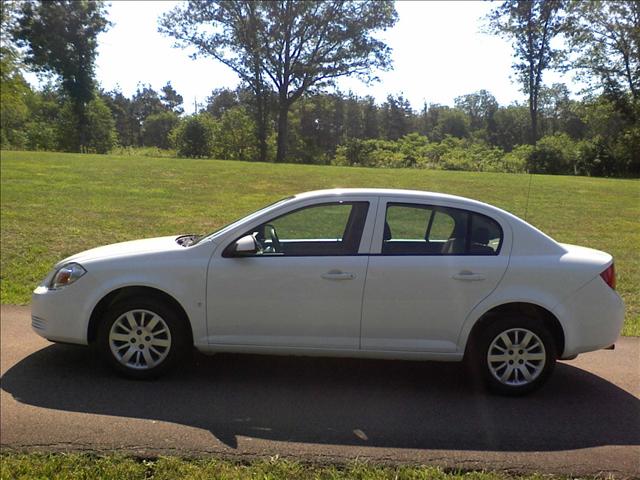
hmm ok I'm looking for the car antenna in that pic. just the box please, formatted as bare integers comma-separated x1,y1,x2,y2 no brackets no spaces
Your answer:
524,172,533,221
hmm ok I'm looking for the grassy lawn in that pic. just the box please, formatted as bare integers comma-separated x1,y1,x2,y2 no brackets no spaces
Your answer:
0,453,584,480
1,150,638,335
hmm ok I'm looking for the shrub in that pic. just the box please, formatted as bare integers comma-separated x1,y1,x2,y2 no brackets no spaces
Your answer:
501,144,531,173
85,97,117,154
142,111,180,150
212,106,258,161
529,133,578,174
170,114,216,158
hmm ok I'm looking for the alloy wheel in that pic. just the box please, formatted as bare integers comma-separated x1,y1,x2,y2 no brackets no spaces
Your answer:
108,309,172,370
487,328,546,386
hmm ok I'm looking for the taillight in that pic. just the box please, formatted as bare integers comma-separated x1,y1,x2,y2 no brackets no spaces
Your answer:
600,263,616,290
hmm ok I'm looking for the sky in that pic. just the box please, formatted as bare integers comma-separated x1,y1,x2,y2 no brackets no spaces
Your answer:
31,1,575,114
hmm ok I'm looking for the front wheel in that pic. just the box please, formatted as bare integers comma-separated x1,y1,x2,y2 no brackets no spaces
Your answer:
97,298,189,379
470,316,557,395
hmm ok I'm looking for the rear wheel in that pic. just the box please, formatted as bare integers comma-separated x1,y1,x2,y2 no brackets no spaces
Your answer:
97,298,189,379
470,316,557,395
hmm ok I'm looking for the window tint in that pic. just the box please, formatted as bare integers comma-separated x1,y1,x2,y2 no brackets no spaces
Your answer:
383,203,502,255
469,213,502,254
229,202,369,257
385,205,431,240
272,204,351,240
428,211,455,241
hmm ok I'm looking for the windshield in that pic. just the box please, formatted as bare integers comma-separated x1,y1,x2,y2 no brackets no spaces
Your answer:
192,196,294,245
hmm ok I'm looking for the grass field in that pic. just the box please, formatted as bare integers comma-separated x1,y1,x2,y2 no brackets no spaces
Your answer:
0,453,587,479
1,150,638,335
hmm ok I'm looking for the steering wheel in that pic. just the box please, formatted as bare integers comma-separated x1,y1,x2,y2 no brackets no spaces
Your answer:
263,224,282,253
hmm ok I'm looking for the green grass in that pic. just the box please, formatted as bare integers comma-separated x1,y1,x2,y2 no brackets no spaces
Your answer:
0,453,586,480
1,150,638,335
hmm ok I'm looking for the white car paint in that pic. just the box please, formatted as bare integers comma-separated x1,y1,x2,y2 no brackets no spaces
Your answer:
32,188,624,365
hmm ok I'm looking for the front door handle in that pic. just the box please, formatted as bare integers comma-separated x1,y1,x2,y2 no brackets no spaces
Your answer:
321,270,356,281
452,271,486,281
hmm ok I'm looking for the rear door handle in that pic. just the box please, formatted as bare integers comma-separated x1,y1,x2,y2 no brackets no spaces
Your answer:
452,271,486,281
321,270,356,281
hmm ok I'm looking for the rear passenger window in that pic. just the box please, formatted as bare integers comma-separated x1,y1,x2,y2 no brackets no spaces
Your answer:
382,203,502,255
469,213,502,254
428,211,455,241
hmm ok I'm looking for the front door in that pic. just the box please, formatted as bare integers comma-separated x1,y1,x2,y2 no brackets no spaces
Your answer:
361,200,509,352
206,200,372,349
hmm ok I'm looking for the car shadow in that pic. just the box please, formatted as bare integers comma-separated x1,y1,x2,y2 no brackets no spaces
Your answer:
1,344,638,452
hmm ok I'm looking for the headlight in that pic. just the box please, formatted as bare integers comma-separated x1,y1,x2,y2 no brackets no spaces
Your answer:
49,263,87,290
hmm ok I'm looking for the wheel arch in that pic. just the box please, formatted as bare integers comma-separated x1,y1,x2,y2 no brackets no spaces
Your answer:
463,302,565,359
87,286,194,345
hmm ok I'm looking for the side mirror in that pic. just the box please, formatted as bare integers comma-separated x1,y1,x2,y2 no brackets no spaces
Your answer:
233,234,258,256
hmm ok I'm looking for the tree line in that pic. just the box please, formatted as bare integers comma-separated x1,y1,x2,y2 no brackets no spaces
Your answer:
1,0,638,177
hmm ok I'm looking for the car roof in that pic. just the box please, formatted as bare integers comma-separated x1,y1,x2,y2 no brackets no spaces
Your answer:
294,188,491,209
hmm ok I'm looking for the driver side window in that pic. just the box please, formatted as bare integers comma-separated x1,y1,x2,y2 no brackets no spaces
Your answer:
234,202,368,257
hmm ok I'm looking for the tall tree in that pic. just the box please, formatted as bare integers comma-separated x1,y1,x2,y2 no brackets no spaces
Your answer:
381,94,413,140
454,90,498,131
205,88,240,118
160,2,270,162
13,0,109,151
566,1,639,101
160,0,397,163
160,81,184,115
1,0,30,148
488,0,566,144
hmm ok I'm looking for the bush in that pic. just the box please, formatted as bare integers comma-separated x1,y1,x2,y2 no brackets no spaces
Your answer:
501,144,532,173
212,106,258,161
142,111,180,150
170,114,216,158
528,133,579,174
85,97,117,153
333,134,515,172
56,97,117,153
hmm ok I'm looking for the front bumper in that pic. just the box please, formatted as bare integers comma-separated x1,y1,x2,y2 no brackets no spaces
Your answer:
31,282,94,346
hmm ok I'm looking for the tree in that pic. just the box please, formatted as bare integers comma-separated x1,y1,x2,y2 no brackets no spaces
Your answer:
566,1,639,100
101,88,137,147
13,0,109,151
160,81,184,115
454,90,498,133
362,96,380,139
143,111,180,149
538,82,571,135
131,85,166,145
57,96,116,153
488,0,566,144
160,0,397,163
212,106,258,161
170,114,216,158
433,109,470,140
381,94,413,140
205,88,240,118
493,105,531,151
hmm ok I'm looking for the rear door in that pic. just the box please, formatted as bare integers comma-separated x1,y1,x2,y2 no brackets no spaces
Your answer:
361,198,510,352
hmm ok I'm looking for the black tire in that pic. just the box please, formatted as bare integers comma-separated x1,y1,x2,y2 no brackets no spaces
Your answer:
97,297,190,379
468,315,557,396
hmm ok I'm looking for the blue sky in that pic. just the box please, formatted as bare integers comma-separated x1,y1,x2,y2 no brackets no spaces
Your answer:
31,1,575,113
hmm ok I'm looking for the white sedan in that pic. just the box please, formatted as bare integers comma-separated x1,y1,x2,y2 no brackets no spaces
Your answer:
32,189,624,395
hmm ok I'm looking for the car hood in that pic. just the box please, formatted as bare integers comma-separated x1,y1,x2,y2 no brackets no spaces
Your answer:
56,235,184,267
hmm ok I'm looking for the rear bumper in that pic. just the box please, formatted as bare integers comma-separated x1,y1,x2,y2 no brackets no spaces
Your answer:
553,276,625,358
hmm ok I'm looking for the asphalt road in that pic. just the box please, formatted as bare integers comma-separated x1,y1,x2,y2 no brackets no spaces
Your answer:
1,305,639,477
